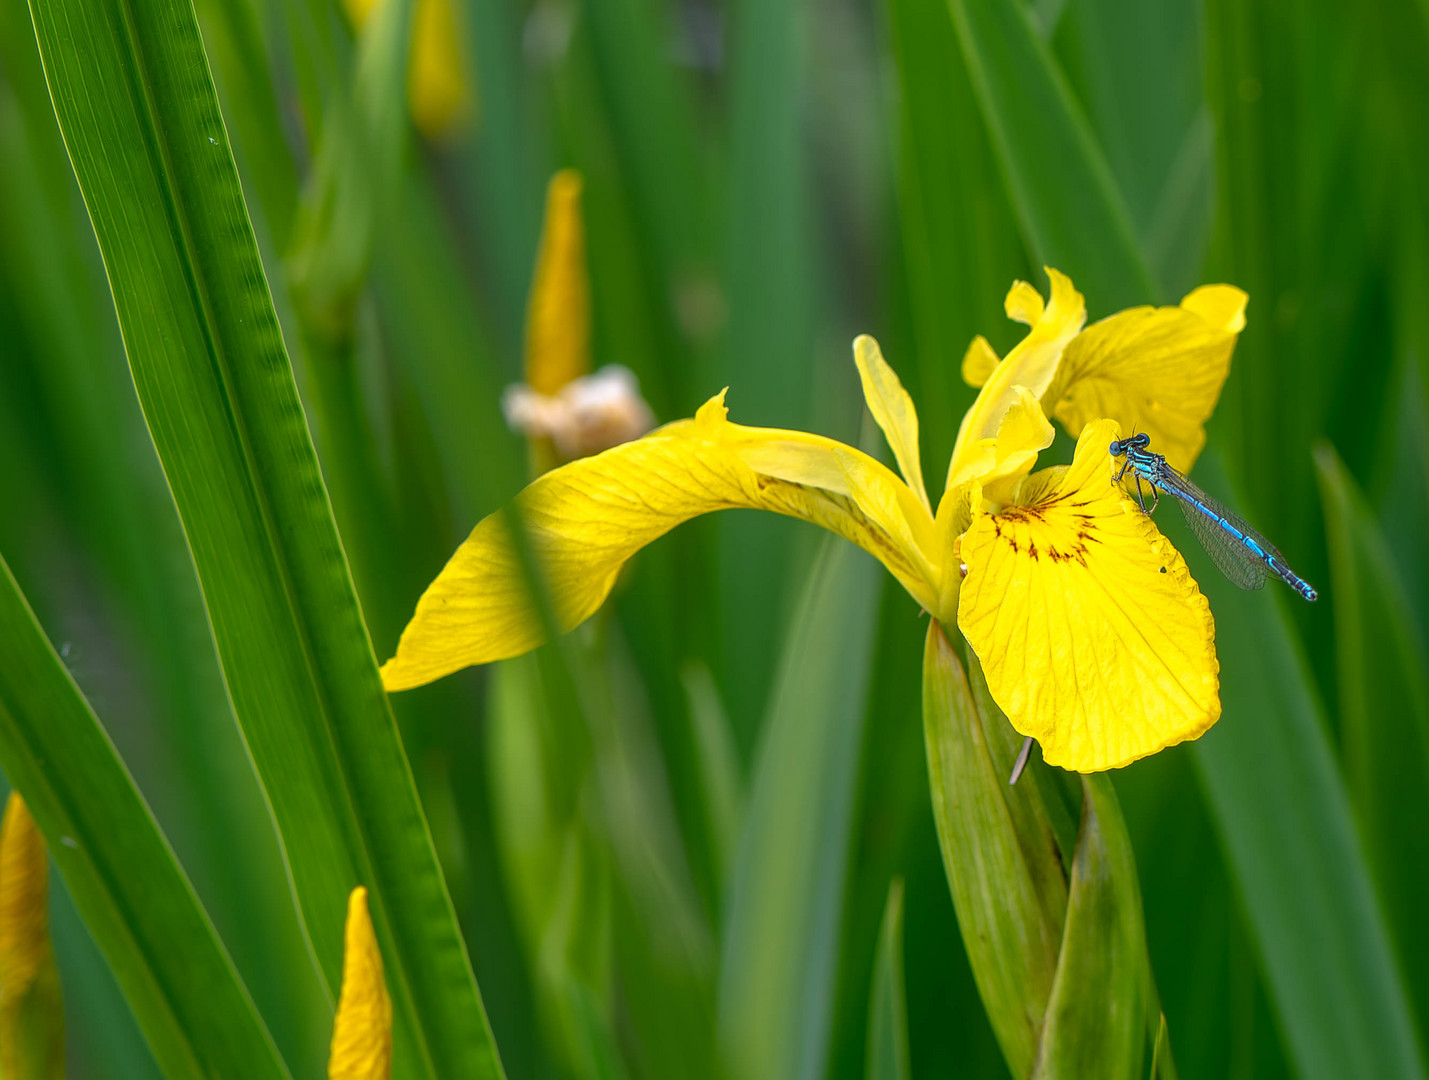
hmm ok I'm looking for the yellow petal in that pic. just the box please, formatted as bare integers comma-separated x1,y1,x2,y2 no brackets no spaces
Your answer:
329,888,392,1080
0,793,47,996
853,335,931,512
382,393,941,689
961,335,1000,388
1004,279,1046,325
947,268,1086,490
1044,285,1247,474
526,170,590,396
957,419,1220,772
409,0,473,140
951,386,1056,503
1180,283,1247,333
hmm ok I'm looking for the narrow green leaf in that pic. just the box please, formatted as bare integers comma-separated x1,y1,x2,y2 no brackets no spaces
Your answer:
23,1,505,1076
944,0,1159,309
921,621,1063,1078
681,661,746,892
865,879,910,1080
719,538,880,1080
1188,452,1427,1080
0,554,290,1080
1315,441,1429,1031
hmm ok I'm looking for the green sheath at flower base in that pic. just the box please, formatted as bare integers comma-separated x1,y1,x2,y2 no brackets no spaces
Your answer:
1033,776,1173,1080
923,625,1174,1080
922,622,1062,1077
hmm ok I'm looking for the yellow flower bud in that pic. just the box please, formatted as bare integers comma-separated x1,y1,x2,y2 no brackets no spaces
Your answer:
328,887,392,1080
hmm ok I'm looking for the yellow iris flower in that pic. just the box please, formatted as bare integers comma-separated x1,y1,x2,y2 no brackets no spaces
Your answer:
382,269,1247,771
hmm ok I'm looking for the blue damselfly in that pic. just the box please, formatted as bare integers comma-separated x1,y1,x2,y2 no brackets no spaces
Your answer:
1109,433,1317,602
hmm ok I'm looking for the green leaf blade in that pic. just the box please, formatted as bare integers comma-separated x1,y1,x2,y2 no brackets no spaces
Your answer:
0,554,291,1080
23,1,505,1076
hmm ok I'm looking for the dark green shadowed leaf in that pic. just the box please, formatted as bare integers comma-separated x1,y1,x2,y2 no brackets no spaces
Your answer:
943,0,1158,309
22,0,504,1076
1315,441,1429,1032
865,878,910,1080
0,554,290,1080
1187,453,1426,1080
720,537,880,1080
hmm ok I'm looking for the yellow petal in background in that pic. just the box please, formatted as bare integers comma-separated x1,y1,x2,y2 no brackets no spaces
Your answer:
382,393,941,689
958,419,1220,772
0,793,47,998
526,170,590,396
853,335,931,511
329,888,392,1080
947,269,1086,488
409,0,473,140
2,792,64,1080
1044,285,1247,474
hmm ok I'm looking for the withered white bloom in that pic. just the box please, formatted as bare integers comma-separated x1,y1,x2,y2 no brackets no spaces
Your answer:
502,364,656,460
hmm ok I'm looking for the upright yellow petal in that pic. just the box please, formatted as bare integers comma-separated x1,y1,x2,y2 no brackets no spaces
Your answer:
947,386,1055,499
961,335,1000,388
958,419,1220,772
409,0,473,140
1043,285,1247,474
0,793,47,998
947,269,1086,490
329,888,392,1080
853,335,930,512
382,392,941,689
526,171,590,396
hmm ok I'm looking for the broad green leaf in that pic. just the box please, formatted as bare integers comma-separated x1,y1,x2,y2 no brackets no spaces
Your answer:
1315,442,1429,1031
719,537,880,1080
0,553,290,1080
1187,453,1426,1080
23,0,505,1076
921,621,1063,1078
864,879,910,1080
943,0,1158,309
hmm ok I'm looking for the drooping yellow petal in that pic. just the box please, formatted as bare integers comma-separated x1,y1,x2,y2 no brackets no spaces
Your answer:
853,335,930,512
382,392,941,689
961,335,1000,388
1043,285,1247,474
947,269,1086,490
526,170,590,396
957,419,1220,772
409,0,473,140
0,793,47,997
329,887,392,1080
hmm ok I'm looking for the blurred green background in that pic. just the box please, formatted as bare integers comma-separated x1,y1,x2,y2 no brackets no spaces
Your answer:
1,0,1427,1076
